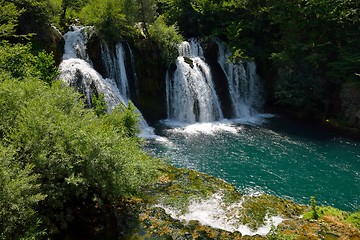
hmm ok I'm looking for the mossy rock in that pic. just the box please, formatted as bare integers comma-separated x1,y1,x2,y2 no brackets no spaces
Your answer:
183,57,194,68
120,164,360,239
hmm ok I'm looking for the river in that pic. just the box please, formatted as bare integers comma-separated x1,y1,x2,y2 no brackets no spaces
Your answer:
146,115,360,211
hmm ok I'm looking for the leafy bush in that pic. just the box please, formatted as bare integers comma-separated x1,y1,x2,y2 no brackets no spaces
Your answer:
0,145,46,240
79,0,134,41
0,1,23,38
303,204,360,230
0,1,159,237
149,15,183,64
0,75,158,236
0,42,58,83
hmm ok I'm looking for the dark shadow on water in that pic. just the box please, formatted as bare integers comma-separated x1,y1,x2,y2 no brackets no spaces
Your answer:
262,116,358,142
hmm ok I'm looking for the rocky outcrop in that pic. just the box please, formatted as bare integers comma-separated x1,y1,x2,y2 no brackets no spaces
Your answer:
340,82,360,128
118,165,360,239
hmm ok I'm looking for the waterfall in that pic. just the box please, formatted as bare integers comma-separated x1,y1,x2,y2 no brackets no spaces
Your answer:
58,25,154,137
217,42,263,118
101,43,130,99
60,26,125,111
59,58,126,112
63,25,92,63
166,39,224,123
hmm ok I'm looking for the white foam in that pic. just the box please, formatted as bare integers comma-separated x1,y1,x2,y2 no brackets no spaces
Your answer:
162,120,240,135
60,27,160,140
242,186,265,197
157,193,284,236
139,129,169,142
59,59,126,112
161,114,275,136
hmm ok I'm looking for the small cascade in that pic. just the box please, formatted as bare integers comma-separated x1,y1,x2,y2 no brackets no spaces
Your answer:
63,25,92,62
217,42,262,118
60,26,125,111
59,59,126,111
166,39,223,123
58,26,155,137
100,43,130,99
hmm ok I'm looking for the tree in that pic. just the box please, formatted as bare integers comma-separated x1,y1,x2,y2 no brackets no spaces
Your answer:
8,0,52,35
60,0,88,27
148,15,183,63
0,0,23,39
135,0,156,37
0,42,58,83
80,0,133,41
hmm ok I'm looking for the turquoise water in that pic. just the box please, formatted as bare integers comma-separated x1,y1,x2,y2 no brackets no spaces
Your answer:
146,116,360,211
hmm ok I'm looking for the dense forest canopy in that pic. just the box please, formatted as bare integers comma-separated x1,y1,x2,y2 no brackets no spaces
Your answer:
57,0,359,119
0,0,359,238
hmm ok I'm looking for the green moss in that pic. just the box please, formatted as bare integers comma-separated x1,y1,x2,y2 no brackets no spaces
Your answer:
345,211,360,229
303,206,360,230
303,206,346,220
239,195,306,230
120,164,360,239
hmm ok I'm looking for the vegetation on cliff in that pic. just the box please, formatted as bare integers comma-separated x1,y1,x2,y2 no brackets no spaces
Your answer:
6,0,359,123
162,0,360,121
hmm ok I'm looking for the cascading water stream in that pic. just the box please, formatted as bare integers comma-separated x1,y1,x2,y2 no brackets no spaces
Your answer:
101,43,130,99
63,25,92,63
216,42,263,118
58,25,154,137
59,26,125,111
166,39,223,123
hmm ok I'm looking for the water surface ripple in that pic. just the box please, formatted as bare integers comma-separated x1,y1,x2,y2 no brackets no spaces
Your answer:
146,117,360,211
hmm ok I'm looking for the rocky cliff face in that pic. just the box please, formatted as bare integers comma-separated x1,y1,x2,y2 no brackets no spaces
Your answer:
340,82,360,129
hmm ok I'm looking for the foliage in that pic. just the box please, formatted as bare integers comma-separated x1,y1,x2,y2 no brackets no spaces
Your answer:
0,145,46,240
0,0,23,39
102,102,141,138
79,0,134,41
33,50,59,84
346,211,360,229
157,0,201,37
310,196,319,219
0,26,158,235
303,204,360,230
148,15,183,64
7,0,52,36
0,42,58,84
59,0,89,27
0,76,158,235
1,4,159,237
135,0,157,38
91,92,108,116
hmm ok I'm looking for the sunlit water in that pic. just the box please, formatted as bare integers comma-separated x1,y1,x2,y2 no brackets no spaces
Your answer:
146,116,360,211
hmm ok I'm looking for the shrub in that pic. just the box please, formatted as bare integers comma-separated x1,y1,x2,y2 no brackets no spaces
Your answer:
0,145,46,240
79,0,134,41
148,15,183,64
0,77,158,235
0,42,58,84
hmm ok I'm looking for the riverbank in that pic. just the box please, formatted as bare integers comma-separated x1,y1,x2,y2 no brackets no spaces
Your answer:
118,164,360,239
